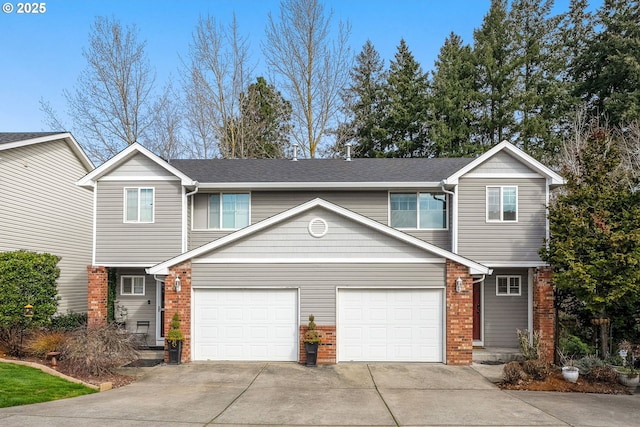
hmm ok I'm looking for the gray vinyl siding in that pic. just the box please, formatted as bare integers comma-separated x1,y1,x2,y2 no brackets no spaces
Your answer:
0,139,93,314
189,190,451,250
108,153,175,177
457,177,546,262
114,268,159,343
471,151,537,174
95,180,183,264
195,207,442,262
482,268,529,348
192,263,445,325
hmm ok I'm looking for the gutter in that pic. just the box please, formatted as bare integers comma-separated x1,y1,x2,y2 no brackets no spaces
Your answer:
440,180,458,253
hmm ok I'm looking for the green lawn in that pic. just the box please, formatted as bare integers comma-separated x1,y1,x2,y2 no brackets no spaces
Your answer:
0,363,97,408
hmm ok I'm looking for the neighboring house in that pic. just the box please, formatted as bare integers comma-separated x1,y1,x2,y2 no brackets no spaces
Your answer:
0,132,94,314
79,141,564,364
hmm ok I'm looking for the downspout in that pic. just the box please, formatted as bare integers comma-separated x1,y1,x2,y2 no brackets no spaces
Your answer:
182,181,199,253
440,180,457,253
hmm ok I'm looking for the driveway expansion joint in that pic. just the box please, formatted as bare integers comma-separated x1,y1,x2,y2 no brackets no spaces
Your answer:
367,363,400,427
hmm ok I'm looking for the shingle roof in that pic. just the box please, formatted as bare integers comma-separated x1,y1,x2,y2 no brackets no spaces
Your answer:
169,157,475,183
0,132,66,145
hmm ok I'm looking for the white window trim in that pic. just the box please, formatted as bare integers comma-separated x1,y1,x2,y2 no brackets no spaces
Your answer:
207,192,251,230
123,187,155,223
388,191,449,230
486,186,518,223
120,275,146,296
496,275,521,296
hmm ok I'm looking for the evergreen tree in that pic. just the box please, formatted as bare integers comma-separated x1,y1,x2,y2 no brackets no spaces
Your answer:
339,40,387,157
237,77,292,158
429,32,476,157
472,0,517,149
508,0,564,160
573,0,640,127
382,39,430,157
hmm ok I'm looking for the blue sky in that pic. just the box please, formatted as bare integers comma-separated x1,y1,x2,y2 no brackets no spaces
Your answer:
0,0,590,132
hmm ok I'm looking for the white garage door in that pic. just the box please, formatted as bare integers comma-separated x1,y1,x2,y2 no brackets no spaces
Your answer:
193,288,298,361
338,289,443,362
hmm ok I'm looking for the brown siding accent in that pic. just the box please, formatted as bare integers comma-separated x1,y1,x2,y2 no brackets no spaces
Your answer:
87,266,108,328
533,267,555,362
446,260,473,365
164,261,192,363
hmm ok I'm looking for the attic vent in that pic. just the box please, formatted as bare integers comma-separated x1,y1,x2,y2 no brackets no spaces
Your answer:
308,218,328,238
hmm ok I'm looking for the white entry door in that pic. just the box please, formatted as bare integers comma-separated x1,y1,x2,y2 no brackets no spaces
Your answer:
338,288,443,362
193,288,298,361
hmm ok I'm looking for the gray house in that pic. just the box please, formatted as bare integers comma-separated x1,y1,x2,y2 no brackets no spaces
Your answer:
79,141,563,364
0,132,94,314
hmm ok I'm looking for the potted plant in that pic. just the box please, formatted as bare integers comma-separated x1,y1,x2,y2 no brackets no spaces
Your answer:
616,341,639,392
303,314,321,367
166,313,184,365
558,350,579,383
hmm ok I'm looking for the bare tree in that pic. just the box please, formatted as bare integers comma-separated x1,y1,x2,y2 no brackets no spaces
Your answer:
263,0,351,158
147,78,186,160
62,16,156,163
182,14,253,158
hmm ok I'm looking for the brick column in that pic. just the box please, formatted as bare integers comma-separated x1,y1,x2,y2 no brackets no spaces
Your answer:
446,259,473,365
165,261,192,363
533,266,555,363
87,265,108,328
299,325,336,364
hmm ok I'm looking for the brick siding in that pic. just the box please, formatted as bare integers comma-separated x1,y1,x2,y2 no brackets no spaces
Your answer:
87,265,108,328
533,266,555,363
446,259,473,365
164,261,192,363
299,325,336,364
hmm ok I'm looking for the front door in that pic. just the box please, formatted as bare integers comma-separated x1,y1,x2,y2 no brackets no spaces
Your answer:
155,281,165,346
473,282,481,341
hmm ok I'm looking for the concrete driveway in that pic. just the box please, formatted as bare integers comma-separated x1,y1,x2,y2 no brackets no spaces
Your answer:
0,362,638,426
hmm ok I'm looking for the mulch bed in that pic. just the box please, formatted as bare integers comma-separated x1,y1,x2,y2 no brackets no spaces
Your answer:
499,369,631,394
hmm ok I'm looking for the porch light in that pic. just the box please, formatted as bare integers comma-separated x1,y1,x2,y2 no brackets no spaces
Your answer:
455,277,463,293
174,276,181,292
24,304,34,318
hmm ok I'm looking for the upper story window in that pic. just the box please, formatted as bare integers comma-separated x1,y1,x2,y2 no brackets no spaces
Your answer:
121,275,145,296
209,193,250,229
124,188,154,223
390,192,447,229
486,186,517,222
496,275,521,296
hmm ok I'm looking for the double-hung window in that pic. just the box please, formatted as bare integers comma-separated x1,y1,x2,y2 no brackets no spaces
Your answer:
486,186,517,222
496,276,521,296
124,188,154,223
209,193,250,229
390,192,447,229
121,276,145,296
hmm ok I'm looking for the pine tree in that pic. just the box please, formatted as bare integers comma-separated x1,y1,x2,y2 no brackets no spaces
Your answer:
508,0,564,160
472,0,517,149
382,39,430,157
339,40,387,157
573,0,640,126
429,32,476,157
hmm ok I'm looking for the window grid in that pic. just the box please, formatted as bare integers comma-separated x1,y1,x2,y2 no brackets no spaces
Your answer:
496,276,521,296
121,276,145,296
208,193,250,230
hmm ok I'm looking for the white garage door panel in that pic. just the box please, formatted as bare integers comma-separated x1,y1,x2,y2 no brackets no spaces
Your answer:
338,289,443,362
194,289,298,361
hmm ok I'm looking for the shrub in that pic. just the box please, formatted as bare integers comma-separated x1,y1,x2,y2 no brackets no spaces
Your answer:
166,313,184,347
587,365,618,384
26,330,67,357
522,359,553,381
559,334,593,358
517,329,541,360
574,355,604,376
61,324,139,376
503,361,528,385
50,312,87,332
303,314,321,344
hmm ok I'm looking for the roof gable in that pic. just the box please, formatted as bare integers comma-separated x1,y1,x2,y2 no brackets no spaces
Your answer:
147,198,491,275
77,142,195,188
444,141,565,186
0,132,93,171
